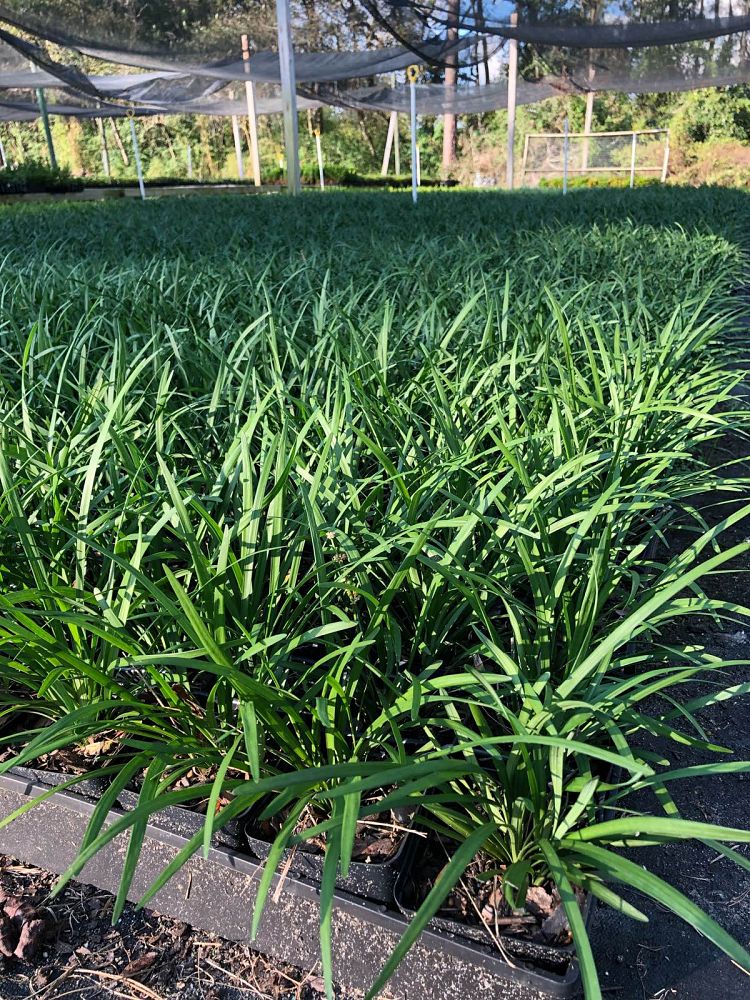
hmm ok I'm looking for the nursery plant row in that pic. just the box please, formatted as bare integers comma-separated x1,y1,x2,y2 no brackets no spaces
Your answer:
1,189,750,999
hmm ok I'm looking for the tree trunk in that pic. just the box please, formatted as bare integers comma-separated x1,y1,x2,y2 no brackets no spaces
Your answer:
109,118,129,166
96,117,110,177
441,0,460,176
66,118,84,176
357,113,377,159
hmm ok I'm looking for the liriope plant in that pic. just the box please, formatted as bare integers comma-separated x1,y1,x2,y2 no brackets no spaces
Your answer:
1,189,749,1000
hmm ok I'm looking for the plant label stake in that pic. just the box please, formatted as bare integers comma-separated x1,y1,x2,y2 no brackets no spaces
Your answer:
407,64,419,204
314,128,324,190
241,33,262,187
128,114,146,201
563,116,569,195
630,130,637,189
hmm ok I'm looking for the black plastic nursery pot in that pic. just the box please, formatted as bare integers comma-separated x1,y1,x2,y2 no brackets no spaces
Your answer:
393,834,591,980
0,769,584,1000
242,816,410,905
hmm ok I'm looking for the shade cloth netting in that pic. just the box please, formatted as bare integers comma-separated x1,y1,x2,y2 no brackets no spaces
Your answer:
0,89,321,122
364,1,750,49
1,1,750,122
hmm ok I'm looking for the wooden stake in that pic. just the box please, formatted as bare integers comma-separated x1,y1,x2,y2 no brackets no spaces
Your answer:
314,129,324,190
661,132,670,183
520,133,529,188
381,111,396,176
187,144,193,178
241,34,262,186
506,10,518,189
629,130,637,189
582,89,594,171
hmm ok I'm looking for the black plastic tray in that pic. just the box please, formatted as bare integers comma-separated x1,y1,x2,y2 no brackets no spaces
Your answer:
119,791,410,903
12,764,415,905
117,788,243,851
0,770,583,1000
10,764,110,802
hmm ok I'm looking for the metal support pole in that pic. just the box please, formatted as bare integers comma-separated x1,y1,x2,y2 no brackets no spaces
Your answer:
408,65,419,204
661,131,670,183
629,130,637,189
506,10,518,189
187,144,193,179
381,111,396,176
314,129,324,190
276,0,300,195
241,33,262,187
416,145,421,187
35,87,57,170
231,115,244,179
0,138,6,169
128,117,146,200
563,116,569,195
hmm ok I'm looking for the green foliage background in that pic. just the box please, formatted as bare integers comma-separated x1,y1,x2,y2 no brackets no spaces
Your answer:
3,85,750,188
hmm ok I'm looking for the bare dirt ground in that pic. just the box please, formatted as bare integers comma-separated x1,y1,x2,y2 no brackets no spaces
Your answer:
0,853,334,1000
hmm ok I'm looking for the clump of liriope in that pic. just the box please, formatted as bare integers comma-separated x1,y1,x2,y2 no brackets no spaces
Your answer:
1,189,750,1000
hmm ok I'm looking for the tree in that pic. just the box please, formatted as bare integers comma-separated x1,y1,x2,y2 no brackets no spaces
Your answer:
441,0,459,176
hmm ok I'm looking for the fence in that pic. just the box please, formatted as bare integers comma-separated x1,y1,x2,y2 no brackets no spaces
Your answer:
520,128,670,189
